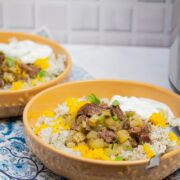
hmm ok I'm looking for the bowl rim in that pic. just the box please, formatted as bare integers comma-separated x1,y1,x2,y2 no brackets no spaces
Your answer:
23,79,180,166
0,31,72,94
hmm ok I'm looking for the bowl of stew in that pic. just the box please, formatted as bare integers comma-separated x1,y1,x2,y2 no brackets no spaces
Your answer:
0,31,72,118
23,80,180,180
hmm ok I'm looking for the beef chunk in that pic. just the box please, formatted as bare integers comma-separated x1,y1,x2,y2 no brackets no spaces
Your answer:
0,69,3,76
129,125,151,144
19,63,41,77
140,133,151,143
140,125,151,143
74,103,109,132
129,127,141,141
111,105,125,121
129,138,138,148
0,52,5,65
0,78,4,87
76,103,105,118
75,103,107,131
122,120,130,130
98,129,116,143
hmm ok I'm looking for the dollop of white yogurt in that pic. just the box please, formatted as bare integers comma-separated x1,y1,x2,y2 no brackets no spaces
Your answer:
0,40,53,64
110,95,174,120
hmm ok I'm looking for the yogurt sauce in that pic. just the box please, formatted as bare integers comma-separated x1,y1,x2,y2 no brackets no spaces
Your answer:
0,40,53,64
110,95,174,120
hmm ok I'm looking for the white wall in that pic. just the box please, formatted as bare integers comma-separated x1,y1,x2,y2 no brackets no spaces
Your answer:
0,0,178,47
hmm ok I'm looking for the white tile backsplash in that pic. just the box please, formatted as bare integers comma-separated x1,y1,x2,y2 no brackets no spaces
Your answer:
138,0,166,3
71,4,99,31
136,4,165,33
136,33,164,46
0,3,3,27
171,0,180,32
36,2,67,30
0,0,176,46
103,0,134,2
102,32,131,45
103,6,132,31
70,31,100,44
4,0,34,28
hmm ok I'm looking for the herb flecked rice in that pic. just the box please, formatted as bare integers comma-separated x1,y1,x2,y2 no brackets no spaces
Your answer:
33,94,180,161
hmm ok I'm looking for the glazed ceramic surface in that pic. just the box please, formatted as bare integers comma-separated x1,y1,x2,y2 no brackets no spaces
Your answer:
0,31,72,118
23,80,180,180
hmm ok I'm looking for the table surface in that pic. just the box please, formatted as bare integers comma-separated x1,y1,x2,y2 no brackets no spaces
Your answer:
64,44,172,91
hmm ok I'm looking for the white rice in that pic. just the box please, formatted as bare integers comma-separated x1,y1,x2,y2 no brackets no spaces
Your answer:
39,127,81,156
54,103,69,118
46,53,65,76
120,146,146,161
39,127,52,144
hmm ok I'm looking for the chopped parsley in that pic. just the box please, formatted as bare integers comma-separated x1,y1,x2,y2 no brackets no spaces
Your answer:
126,146,133,151
112,100,120,106
87,93,100,104
98,115,105,124
112,115,118,121
37,70,46,78
115,156,123,161
5,57,15,67
121,145,133,151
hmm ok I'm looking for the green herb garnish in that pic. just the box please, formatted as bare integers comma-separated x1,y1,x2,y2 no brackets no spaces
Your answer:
125,111,135,118
115,156,123,161
98,115,105,124
87,93,100,104
121,145,133,151
112,100,120,106
37,70,46,78
126,146,133,151
5,57,15,67
112,115,118,121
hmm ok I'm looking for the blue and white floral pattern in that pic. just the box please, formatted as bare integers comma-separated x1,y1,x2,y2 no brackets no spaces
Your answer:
0,119,58,180
0,65,178,179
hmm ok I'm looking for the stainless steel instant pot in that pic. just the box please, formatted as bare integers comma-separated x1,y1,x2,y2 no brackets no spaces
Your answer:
169,1,180,93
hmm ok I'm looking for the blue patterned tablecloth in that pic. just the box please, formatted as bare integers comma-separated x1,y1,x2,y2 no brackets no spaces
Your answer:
0,65,179,180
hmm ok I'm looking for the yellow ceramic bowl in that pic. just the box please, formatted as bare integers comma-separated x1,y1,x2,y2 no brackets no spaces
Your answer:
0,31,72,118
23,80,180,180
